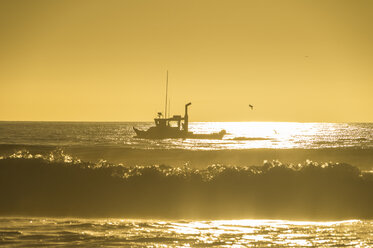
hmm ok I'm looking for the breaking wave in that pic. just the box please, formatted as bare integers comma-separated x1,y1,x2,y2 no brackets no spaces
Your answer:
1,150,372,220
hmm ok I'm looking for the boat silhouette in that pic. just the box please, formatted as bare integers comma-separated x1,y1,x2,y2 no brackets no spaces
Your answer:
134,72,226,139
133,102,226,139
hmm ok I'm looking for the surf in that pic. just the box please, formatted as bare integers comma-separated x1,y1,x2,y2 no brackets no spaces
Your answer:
1,150,372,220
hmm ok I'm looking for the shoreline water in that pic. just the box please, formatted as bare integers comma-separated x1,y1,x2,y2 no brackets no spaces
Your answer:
0,217,372,247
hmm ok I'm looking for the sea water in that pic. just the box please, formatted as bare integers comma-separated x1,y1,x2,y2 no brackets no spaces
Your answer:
1,218,372,247
1,121,373,168
0,121,372,247
1,121,372,150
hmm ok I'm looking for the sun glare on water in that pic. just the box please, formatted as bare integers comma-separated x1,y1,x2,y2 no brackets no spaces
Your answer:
166,219,365,247
1,217,370,247
186,122,332,149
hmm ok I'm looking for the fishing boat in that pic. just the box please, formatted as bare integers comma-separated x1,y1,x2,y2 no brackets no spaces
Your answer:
133,102,226,139
133,72,226,139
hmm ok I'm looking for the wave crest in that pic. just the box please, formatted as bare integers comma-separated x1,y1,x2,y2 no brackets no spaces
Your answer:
0,150,372,219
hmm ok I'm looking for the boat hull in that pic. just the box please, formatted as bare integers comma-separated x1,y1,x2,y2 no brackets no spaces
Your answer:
133,127,225,140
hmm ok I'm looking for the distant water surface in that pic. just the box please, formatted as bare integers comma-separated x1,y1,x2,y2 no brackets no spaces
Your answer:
0,121,372,150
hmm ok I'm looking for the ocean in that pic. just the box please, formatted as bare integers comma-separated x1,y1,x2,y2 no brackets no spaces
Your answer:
1,121,373,150
0,121,372,247
1,218,372,247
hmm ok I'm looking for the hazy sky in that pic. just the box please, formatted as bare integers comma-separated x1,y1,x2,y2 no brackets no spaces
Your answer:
1,0,372,122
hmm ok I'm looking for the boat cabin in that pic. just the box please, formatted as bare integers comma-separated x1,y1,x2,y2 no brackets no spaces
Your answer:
154,103,191,132
155,115,183,130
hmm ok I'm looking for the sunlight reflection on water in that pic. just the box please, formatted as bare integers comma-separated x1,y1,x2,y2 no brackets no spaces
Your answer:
182,122,373,150
1,121,373,150
1,218,372,247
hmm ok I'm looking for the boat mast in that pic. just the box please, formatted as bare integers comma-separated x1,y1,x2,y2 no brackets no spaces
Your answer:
168,98,171,118
165,70,168,118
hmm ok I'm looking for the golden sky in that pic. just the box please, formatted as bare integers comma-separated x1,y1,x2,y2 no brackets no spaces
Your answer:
0,0,372,122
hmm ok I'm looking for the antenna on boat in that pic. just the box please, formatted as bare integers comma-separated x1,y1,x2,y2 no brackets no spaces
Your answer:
168,98,171,118
165,70,168,118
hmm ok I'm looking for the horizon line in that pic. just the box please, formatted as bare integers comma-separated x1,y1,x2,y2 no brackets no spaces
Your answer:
0,120,372,124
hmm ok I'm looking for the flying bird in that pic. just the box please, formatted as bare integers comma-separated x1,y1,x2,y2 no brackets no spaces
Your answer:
249,104,254,110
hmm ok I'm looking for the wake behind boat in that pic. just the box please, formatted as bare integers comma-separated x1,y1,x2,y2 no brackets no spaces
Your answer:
133,102,226,139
